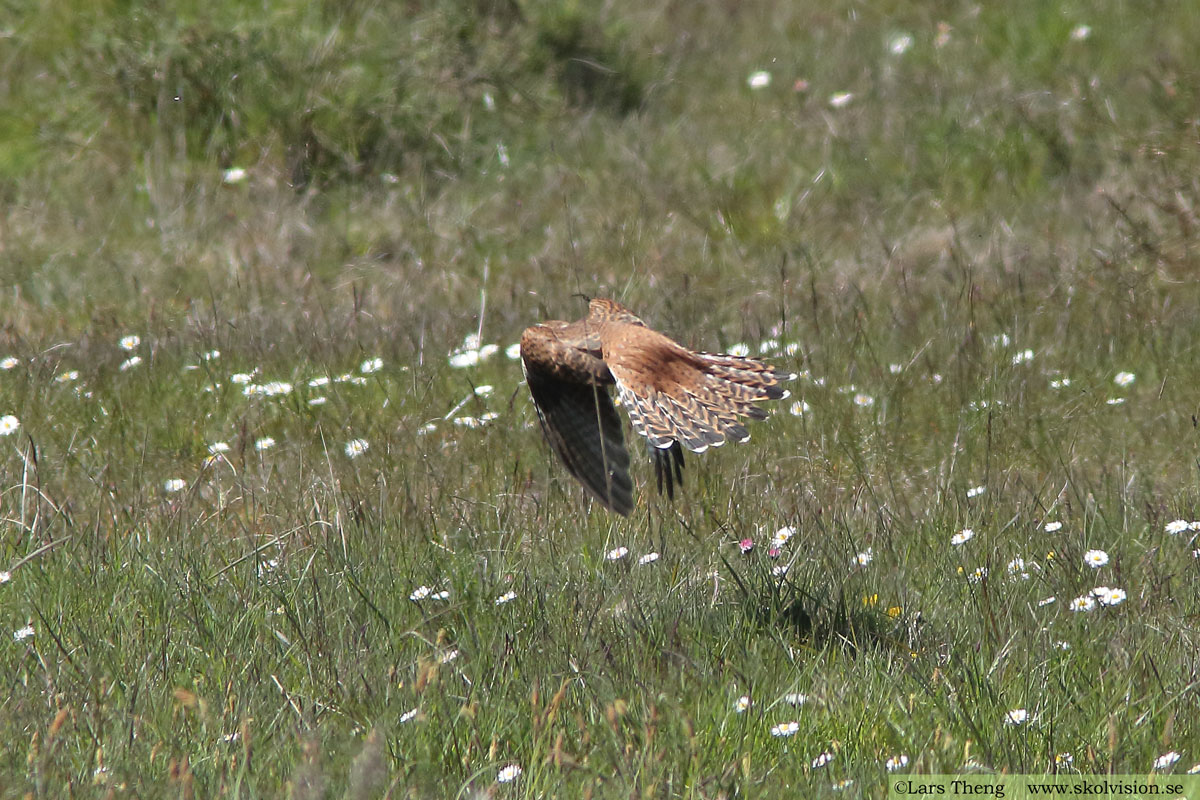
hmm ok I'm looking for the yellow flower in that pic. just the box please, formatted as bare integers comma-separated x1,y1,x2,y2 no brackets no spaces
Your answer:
887,606,902,618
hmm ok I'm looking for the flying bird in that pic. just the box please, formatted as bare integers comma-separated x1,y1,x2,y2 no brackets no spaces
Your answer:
520,298,794,515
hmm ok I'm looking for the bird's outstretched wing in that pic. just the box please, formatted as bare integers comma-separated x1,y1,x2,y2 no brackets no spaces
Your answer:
602,323,793,455
520,324,634,515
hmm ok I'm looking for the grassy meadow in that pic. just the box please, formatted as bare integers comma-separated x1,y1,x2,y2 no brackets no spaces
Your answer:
3,0,1200,796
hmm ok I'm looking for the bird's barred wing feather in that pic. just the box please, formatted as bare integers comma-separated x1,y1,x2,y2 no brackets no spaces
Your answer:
606,330,794,456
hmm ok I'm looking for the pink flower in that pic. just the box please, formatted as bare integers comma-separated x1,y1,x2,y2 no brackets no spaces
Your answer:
739,538,755,554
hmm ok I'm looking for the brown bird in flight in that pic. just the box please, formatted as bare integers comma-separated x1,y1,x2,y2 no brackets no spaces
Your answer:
520,298,794,515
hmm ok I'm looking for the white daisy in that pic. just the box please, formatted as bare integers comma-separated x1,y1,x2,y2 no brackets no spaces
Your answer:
885,754,909,771
770,721,799,737
1037,596,1056,607
222,167,247,184
1165,519,1190,535
494,591,517,606
400,708,418,723
811,751,835,768
605,546,629,562
308,376,331,388
789,400,811,416
449,350,480,368
783,692,808,706
0,415,20,436
0,356,19,370
951,528,975,546
829,92,854,108
966,485,986,498
13,624,34,642
1070,24,1091,41
747,71,772,90
164,478,187,493
208,442,230,454
254,437,276,451
308,396,327,406
889,33,913,55
119,356,142,371
1094,587,1126,607
505,343,521,360
1153,751,1181,771
853,393,874,408
1113,371,1135,387
771,527,796,548
230,372,255,384
345,439,370,458
1044,521,1063,533
727,343,750,357
474,384,494,397
409,585,432,601
734,695,751,713
637,552,660,565
1069,595,1096,613
1006,557,1031,579
1083,549,1109,568
360,357,383,374
1003,708,1028,725
853,548,873,567
118,335,141,351
497,764,522,783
